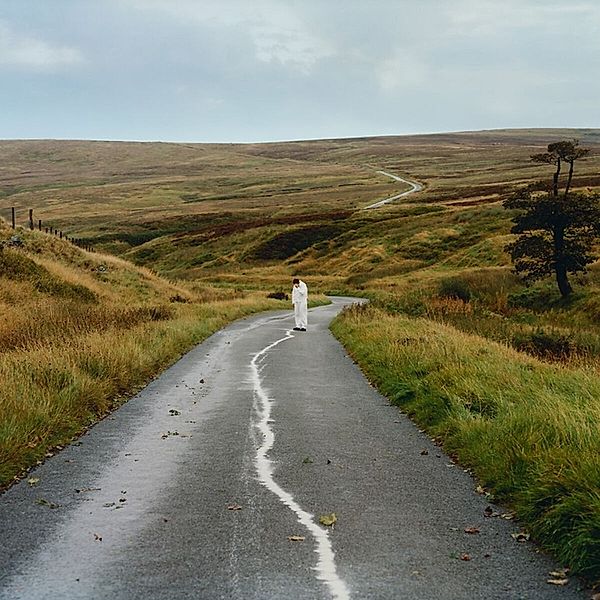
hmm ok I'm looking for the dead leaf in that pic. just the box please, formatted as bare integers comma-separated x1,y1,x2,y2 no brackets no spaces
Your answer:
27,477,40,486
460,553,471,561
420,449,429,455
288,536,305,542
590,594,600,600
500,512,515,520
227,503,243,511
464,527,480,534
319,513,337,527
511,532,530,542
94,533,102,542
549,569,569,578
547,579,568,586
36,498,60,509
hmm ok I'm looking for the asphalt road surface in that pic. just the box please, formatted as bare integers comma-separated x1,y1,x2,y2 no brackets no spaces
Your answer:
0,298,588,599
364,171,423,209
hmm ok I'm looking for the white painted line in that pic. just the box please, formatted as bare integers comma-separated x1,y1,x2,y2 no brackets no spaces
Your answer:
250,332,351,600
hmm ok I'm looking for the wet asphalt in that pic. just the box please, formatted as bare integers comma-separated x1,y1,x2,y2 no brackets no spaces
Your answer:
0,297,589,599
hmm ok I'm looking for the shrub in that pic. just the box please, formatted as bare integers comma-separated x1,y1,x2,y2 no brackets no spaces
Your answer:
508,285,561,311
438,277,472,302
512,329,572,359
267,291,289,301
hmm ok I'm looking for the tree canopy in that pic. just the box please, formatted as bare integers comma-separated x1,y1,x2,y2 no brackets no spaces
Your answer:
504,140,599,298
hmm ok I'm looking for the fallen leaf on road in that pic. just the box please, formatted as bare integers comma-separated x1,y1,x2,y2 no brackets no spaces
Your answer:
460,553,471,561
549,569,569,578
464,527,480,534
319,513,337,527
547,578,569,586
227,504,243,511
36,498,60,509
590,594,600,600
500,512,515,520
27,477,40,486
94,533,102,542
420,449,429,456
511,532,530,542
288,536,305,542
168,409,181,416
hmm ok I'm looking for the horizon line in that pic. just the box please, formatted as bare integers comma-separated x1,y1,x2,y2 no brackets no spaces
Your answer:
1,126,599,146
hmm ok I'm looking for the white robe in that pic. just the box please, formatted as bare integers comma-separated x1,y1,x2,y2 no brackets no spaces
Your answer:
291,280,308,328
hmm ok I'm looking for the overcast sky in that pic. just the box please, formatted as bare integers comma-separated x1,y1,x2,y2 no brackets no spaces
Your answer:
1,0,599,142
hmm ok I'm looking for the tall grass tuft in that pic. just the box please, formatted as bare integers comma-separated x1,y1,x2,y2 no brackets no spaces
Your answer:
331,304,600,579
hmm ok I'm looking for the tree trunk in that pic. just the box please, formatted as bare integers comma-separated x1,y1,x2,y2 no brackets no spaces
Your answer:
554,225,572,297
564,159,574,199
556,263,572,297
553,158,561,197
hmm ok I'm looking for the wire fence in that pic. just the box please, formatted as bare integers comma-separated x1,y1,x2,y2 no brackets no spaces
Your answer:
5,206,94,252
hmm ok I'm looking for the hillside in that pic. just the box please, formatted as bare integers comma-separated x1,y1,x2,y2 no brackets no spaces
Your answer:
2,129,600,579
2,130,600,290
0,221,291,488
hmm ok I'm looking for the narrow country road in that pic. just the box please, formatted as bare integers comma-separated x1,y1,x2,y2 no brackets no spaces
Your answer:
0,299,586,599
364,170,423,209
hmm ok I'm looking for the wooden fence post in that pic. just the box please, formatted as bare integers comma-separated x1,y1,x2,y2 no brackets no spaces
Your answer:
29,209,34,230
38,219,42,231
11,207,15,229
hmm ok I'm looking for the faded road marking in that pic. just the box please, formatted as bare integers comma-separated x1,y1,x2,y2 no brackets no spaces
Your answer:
250,331,351,600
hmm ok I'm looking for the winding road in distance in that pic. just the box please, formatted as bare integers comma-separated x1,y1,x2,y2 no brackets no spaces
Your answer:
0,298,585,599
364,170,423,209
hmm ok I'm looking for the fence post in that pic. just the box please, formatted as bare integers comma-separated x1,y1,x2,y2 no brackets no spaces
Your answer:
11,207,15,229
59,231,63,239
29,209,34,230
38,219,42,231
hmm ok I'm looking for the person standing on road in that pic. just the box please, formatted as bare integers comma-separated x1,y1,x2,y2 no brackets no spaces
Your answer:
291,277,308,331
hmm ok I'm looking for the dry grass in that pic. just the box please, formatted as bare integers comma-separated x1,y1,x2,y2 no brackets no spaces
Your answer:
0,221,292,488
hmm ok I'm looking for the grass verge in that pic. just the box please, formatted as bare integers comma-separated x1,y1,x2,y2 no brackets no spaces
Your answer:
330,303,600,580
0,295,290,489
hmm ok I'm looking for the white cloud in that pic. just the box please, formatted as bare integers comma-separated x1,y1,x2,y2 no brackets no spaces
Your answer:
124,0,334,73
377,51,431,92
0,21,85,70
444,0,600,36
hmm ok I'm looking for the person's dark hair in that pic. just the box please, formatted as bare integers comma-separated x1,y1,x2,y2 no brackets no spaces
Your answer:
292,278,300,284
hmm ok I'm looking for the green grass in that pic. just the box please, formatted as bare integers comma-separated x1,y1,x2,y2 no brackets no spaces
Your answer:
2,130,600,581
331,303,600,579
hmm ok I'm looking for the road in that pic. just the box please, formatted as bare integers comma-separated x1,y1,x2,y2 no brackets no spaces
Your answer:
364,170,423,209
0,298,587,599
